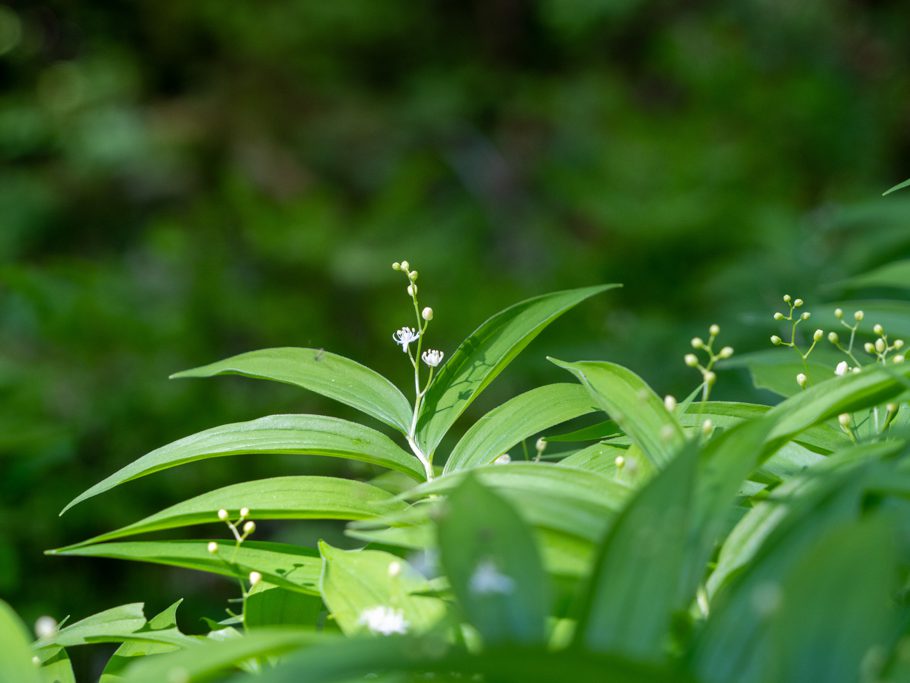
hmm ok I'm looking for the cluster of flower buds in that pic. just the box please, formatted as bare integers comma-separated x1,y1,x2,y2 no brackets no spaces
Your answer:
861,321,905,365
391,260,444,372
208,506,256,550
769,295,826,390
684,323,733,401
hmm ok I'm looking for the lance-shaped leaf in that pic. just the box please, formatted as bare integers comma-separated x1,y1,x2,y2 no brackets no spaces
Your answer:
444,383,597,473
33,604,147,651
0,600,43,683
171,348,412,434
49,540,322,595
438,476,550,645
416,285,618,455
100,601,189,682
573,442,698,659
63,415,423,514
552,359,684,468
70,476,407,546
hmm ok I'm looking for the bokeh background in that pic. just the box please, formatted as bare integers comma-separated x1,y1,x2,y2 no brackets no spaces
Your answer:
2,0,910,674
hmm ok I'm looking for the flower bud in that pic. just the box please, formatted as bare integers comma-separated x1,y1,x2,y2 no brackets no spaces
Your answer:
895,354,905,364
709,324,720,336
239,507,250,519
249,571,262,586
34,616,58,639
684,353,699,367
691,337,704,349
838,413,851,427
874,323,884,336
783,294,792,303
887,403,898,413
719,346,734,359
835,361,848,376
535,437,547,452
217,509,228,521
663,395,677,411
894,339,904,350
243,521,256,535
875,338,886,353
614,455,625,469
702,419,714,436
400,260,409,271
864,342,875,354
407,284,416,297
704,371,717,386
494,453,511,465
388,561,402,577
794,298,804,308
854,310,864,321
392,262,401,270
770,335,782,346
828,331,839,344
409,270,418,281
207,542,219,554
834,308,843,319
773,312,784,321
813,329,823,342
796,373,807,388
421,307,433,321
801,312,811,320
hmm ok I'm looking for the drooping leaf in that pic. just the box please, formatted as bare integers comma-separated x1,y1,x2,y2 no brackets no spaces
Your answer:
74,476,406,545
0,599,43,683
49,540,322,595
438,476,550,645
444,383,597,473
416,285,618,455
552,359,684,468
63,414,423,514
171,348,412,433
573,442,698,659
318,542,446,636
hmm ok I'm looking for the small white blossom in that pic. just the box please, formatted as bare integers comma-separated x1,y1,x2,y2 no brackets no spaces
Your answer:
835,361,849,376
207,541,219,554
392,327,420,353
34,616,58,639
388,561,402,578
421,349,444,368
358,606,409,635
469,560,515,596
248,571,262,586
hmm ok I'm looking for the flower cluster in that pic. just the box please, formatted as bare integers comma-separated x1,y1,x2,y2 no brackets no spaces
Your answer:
208,506,263,594
684,323,733,402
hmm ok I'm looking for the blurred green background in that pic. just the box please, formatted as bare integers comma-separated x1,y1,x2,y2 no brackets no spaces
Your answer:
2,0,910,673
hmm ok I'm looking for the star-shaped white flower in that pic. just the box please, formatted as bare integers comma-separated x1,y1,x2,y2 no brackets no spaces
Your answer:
421,349,444,368
392,327,420,353
358,606,409,635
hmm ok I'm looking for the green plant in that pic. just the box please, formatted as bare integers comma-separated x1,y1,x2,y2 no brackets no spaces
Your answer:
6,259,910,682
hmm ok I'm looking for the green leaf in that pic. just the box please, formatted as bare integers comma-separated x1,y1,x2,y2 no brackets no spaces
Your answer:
443,383,596,473
63,414,423,514
120,629,323,683
574,442,698,659
725,349,844,398
37,648,75,683
74,476,406,545
171,347,412,433
835,259,910,291
545,420,621,442
552,359,684,468
243,584,323,631
100,601,189,682
0,599,43,683
883,177,910,196
417,285,618,455
33,604,146,651
49,540,322,595
318,542,446,636
438,476,550,645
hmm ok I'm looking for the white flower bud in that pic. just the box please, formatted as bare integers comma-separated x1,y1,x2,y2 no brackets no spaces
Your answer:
794,298,804,308
783,294,792,303
838,413,851,427
875,338,886,353
614,455,625,469
239,507,250,519
813,329,823,342
854,310,864,321
800,312,811,320
894,339,905,350
834,308,843,319
663,395,677,411
719,346,734,359
828,331,839,344
864,342,875,354
535,438,547,452
207,541,219,554
421,307,433,321
691,337,704,349
248,571,262,586
773,312,784,321
702,419,714,436
388,561,402,578
406,284,416,296
796,373,807,388
400,260,409,271
835,361,848,376
243,521,256,535
709,324,720,336
34,616,58,639
409,270,418,281
770,335,782,346
887,403,898,413
217,509,228,521
494,453,511,465
392,262,401,270
894,354,905,364
874,323,884,336
684,353,699,367
32,656,40,666
704,371,717,386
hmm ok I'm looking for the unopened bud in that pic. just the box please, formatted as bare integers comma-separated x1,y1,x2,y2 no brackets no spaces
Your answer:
243,521,256,535
796,373,807,388
685,353,699,367
801,312,811,320
614,455,625,469
865,342,875,354
838,413,851,427
249,571,262,586
813,329,823,342
834,308,844,319
874,324,884,336
34,616,58,639
854,310,864,321
239,507,250,519
894,339,905,350
771,335,782,346
704,371,717,386
388,561,402,577
794,299,804,308
421,307,433,321
409,270,418,281
663,395,677,411
773,312,784,321
400,260,410,271
895,354,905,364
875,338,886,353
406,284,416,296
835,361,848,376
207,542,219,554
535,438,547,452
702,419,714,436
719,346,734,359
217,509,228,521
709,324,720,336
691,337,704,349
392,262,401,270
828,332,839,344
494,453,511,465
887,403,898,413
783,294,792,303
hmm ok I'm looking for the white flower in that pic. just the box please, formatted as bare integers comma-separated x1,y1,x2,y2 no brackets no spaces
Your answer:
358,606,409,635
421,349,444,368
392,327,420,353
835,361,849,376
469,560,514,596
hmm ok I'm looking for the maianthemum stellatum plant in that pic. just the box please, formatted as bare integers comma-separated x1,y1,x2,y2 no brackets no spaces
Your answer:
4,257,910,683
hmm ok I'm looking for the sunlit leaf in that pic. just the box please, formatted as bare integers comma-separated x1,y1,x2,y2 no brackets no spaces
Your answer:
0,600,43,683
